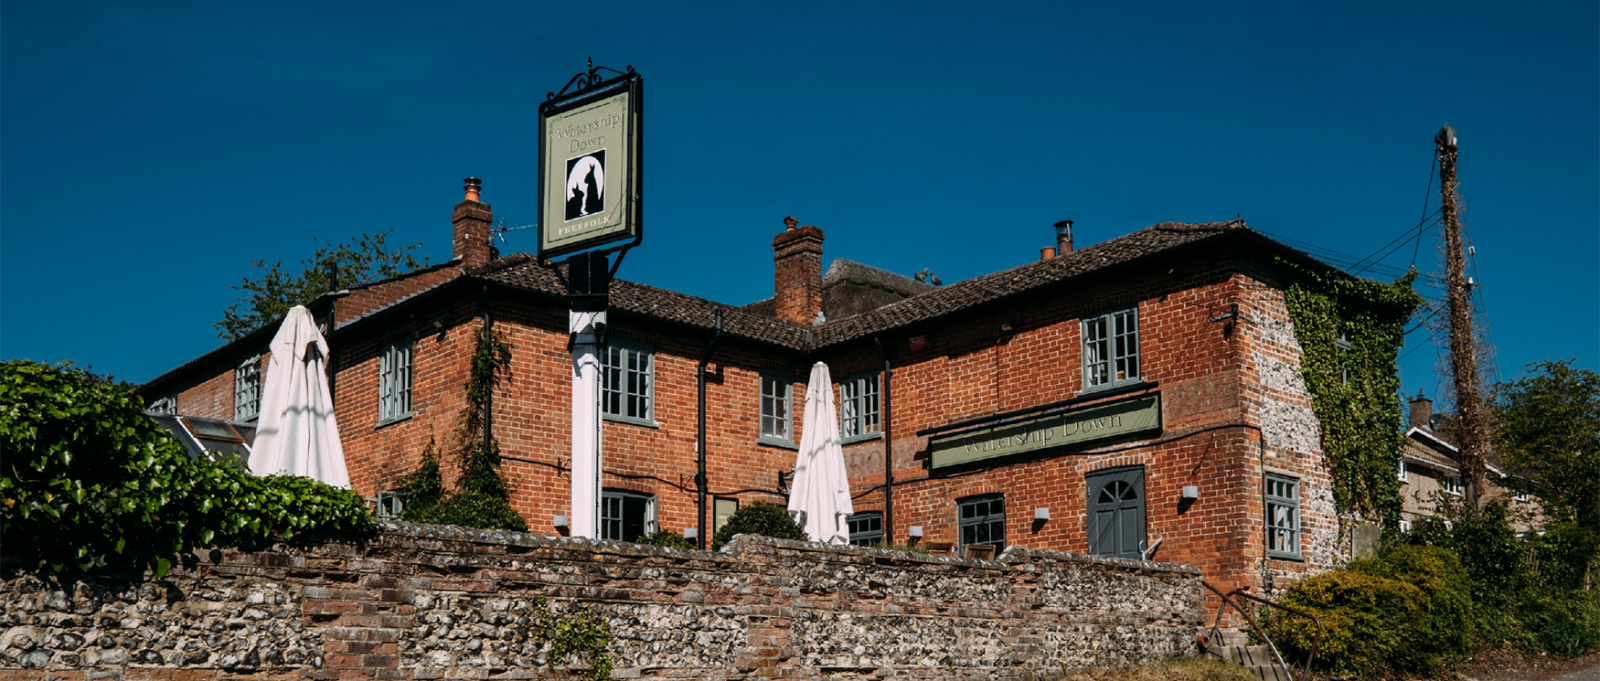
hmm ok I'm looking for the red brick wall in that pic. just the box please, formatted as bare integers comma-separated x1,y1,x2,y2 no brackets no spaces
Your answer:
176,368,237,421
821,260,1337,593
333,299,477,498
176,352,267,421
157,250,1338,594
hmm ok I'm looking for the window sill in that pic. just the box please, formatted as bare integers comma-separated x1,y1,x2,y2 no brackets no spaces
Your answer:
757,436,798,450
842,432,883,445
1078,379,1151,397
1266,552,1305,563
604,414,660,429
376,413,414,430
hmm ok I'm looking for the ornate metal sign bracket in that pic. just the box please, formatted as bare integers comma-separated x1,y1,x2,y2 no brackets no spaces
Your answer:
548,58,636,101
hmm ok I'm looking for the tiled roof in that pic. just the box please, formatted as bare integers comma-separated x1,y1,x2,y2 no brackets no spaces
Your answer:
474,254,813,350
821,259,936,322
823,258,934,295
476,220,1289,352
812,220,1264,347
144,218,1305,394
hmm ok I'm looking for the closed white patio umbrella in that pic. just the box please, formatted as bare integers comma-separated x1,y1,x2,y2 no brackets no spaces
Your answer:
248,305,349,488
788,361,854,544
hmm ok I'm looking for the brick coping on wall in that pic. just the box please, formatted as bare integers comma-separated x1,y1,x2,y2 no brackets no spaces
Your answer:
373,519,1204,576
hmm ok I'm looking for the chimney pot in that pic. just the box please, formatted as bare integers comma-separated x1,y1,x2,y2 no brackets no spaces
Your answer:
1054,220,1075,254
453,178,493,267
1041,246,1056,261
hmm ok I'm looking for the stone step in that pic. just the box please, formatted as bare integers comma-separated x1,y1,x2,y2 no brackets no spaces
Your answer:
1248,663,1294,681
1207,644,1294,681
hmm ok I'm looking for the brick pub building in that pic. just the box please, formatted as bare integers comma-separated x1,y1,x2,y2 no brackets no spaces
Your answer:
142,179,1369,594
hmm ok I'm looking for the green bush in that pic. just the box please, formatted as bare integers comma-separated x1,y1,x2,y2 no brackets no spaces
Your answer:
1447,505,1527,609
1355,545,1473,664
0,360,373,579
711,501,806,549
1531,523,1599,591
1264,569,1428,677
636,530,696,549
1517,588,1600,657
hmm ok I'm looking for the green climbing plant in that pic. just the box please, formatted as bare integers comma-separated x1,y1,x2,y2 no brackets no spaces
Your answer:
1282,265,1422,525
531,594,613,681
397,320,525,531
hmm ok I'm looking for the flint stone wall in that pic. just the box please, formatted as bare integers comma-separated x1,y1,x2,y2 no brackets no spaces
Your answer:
1,521,1205,680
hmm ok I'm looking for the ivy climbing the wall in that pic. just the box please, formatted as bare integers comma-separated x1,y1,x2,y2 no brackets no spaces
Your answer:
1283,266,1423,525
397,319,526,531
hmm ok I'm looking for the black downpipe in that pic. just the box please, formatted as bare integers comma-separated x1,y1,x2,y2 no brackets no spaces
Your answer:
696,310,724,550
885,346,895,542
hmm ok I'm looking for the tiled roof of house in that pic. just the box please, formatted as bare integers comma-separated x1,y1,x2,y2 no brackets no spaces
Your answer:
472,253,814,350
474,219,1287,351
143,218,1308,392
820,259,936,322
811,220,1264,347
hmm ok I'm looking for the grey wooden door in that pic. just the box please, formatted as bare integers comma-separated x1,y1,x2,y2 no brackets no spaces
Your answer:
1087,466,1147,559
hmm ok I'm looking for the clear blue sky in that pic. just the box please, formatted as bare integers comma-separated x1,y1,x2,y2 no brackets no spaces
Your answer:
3,1,1595,408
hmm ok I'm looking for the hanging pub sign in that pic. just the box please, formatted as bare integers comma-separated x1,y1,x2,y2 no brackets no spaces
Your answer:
537,64,642,260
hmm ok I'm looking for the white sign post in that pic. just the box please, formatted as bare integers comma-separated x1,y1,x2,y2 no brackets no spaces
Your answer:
568,309,606,539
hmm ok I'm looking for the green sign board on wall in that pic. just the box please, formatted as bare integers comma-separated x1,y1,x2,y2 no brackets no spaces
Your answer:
929,394,1162,470
537,70,642,260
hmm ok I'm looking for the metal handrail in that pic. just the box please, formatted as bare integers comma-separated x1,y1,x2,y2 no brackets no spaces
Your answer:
1197,581,1324,681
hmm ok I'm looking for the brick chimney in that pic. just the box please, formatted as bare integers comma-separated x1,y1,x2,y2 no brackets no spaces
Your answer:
1409,391,1433,431
773,216,825,325
453,177,493,267
1054,220,1075,254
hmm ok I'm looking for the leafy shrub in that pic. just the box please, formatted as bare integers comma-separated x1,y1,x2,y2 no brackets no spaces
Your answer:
0,360,373,579
1355,545,1473,664
635,530,696,549
1446,504,1527,608
1531,523,1599,591
1264,569,1427,677
1517,588,1600,657
711,501,806,549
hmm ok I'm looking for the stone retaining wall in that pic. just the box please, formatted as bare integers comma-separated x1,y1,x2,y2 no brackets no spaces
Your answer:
1,522,1206,680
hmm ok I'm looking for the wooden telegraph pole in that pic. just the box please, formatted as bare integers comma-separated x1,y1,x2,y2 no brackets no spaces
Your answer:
1436,126,1488,509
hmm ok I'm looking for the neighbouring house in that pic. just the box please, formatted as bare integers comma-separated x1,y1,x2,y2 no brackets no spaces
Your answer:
1400,392,1543,534
141,178,1410,594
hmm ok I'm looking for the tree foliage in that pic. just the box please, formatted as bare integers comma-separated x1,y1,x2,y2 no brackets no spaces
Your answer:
0,360,373,579
1492,359,1600,528
217,228,428,340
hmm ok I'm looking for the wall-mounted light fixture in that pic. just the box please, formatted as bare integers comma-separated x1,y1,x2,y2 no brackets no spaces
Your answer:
553,514,569,530
683,528,698,541
908,525,924,539
1034,507,1050,521
1182,486,1199,500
